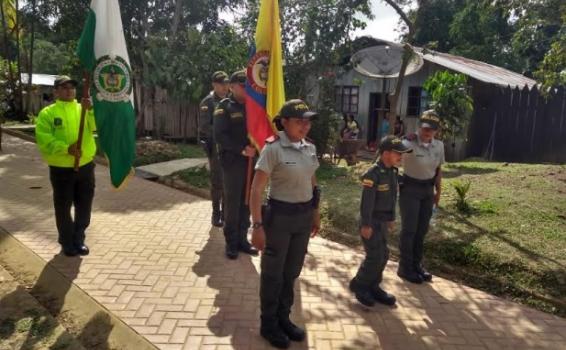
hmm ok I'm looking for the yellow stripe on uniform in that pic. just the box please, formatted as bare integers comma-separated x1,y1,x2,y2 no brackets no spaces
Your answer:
362,179,374,187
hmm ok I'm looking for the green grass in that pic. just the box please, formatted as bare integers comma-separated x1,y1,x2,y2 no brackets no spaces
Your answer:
134,140,206,166
317,159,566,316
173,166,210,189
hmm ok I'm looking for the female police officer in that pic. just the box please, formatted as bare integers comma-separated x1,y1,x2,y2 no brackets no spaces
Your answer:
249,99,321,349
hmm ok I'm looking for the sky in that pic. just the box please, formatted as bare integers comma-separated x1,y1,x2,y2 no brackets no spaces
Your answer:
220,0,406,43
353,0,405,43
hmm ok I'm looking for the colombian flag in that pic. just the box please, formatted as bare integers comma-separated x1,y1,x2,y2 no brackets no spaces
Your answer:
246,0,285,150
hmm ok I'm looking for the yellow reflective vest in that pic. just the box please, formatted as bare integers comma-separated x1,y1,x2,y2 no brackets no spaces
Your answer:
35,99,97,168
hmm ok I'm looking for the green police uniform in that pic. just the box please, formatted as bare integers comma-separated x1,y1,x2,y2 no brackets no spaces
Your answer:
255,100,319,348
213,71,255,258
349,136,411,307
199,72,228,226
35,75,97,256
398,111,445,283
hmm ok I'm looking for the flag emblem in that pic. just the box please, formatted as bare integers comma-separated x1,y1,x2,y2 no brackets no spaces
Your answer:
247,51,270,94
93,55,132,102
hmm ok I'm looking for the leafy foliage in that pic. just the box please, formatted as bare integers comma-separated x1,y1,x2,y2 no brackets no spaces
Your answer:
452,179,471,214
423,71,473,138
535,30,566,90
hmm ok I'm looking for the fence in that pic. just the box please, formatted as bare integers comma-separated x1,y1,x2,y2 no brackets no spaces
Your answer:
469,84,566,163
135,84,199,142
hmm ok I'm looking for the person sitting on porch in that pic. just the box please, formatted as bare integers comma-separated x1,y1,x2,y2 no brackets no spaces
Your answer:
341,114,360,140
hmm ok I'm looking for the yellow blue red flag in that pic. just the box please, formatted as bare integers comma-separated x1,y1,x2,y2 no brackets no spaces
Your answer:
246,0,285,150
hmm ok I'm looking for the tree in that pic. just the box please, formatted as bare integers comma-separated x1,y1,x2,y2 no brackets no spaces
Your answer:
536,33,566,90
422,70,473,139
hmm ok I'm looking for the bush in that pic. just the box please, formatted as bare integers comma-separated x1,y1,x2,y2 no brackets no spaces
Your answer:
453,180,472,213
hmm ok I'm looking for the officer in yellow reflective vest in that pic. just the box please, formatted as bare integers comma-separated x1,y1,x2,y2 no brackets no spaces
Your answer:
35,75,96,257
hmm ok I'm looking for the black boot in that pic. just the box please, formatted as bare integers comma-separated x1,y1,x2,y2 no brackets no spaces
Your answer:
239,241,258,256
415,264,432,282
371,287,396,306
212,210,223,227
261,319,290,349
397,268,423,284
349,279,375,307
279,318,306,342
225,245,238,260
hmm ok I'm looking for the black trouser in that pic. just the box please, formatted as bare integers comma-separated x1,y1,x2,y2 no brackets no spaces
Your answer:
354,221,389,289
220,152,251,249
260,206,312,325
399,180,434,273
208,146,223,215
49,162,95,250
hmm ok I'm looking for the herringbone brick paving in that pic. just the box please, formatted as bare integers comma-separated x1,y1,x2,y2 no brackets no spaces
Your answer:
1,134,565,350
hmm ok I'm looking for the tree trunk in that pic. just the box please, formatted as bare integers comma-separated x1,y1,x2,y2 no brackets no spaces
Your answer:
14,0,24,120
0,1,17,119
25,0,36,115
169,0,183,45
382,0,415,134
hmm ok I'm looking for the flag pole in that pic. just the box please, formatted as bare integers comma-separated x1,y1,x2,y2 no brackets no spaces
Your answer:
74,71,91,171
244,156,253,205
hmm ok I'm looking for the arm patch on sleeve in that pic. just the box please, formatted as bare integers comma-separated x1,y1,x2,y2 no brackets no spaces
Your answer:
201,105,208,111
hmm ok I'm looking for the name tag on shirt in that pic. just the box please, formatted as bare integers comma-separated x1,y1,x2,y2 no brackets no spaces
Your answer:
230,112,243,119
377,184,390,192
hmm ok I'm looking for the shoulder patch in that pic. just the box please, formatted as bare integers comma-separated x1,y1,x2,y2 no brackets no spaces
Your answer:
362,178,374,188
265,135,280,144
200,105,209,111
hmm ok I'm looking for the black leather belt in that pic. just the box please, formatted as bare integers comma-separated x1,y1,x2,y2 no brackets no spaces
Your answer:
403,175,435,186
268,198,313,215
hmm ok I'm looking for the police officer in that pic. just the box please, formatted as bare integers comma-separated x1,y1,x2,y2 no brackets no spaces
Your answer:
349,135,412,307
199,71,229,227
213,70,258,259
250,99,321,349
398,110,445,283
35,75,96,257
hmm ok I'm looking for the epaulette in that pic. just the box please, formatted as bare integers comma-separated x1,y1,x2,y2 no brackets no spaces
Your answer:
265,135,280,144
219,97,231,104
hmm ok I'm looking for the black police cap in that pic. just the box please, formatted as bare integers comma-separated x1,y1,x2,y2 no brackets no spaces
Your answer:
54,75,78,88
212,71,229,83
419,110,441,130
277,99,318,120
229,70,247,84
379,135,412,154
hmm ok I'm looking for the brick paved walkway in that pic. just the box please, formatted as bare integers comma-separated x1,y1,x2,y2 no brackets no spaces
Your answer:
1,134,565,350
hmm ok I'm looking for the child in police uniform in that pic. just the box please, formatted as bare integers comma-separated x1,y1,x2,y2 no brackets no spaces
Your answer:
349,135,412,307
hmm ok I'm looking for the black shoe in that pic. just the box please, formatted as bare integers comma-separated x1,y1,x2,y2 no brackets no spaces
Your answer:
371,287,396,306
238,242,258,256
279,318,306,342
397,270,423,284
212,211,223,227
62,247,78,257
225,246,238,260
349,279,375,307
260,325,290,349
416,266,433,282
75,244,90,256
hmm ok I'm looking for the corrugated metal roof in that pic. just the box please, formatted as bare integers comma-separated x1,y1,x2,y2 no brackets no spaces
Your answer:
20,73,57,86
416,49,537,88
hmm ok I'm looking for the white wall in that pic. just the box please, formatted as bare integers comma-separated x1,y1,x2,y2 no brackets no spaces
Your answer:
335,61,446,139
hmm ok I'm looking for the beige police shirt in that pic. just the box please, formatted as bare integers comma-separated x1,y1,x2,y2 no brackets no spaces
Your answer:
402,136,445,180
255,131,319,203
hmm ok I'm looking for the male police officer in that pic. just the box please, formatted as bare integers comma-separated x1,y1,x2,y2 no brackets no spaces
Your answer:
398,110,444,283
199,71,229,227
350,135,412,307
35,75,96,257
213,70,258,259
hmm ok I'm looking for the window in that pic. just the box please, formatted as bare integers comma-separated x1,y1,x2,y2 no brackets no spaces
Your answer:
407,86,428,117
335,86,359,113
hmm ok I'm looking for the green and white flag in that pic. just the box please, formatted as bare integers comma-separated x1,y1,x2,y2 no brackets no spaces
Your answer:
77,0,135,188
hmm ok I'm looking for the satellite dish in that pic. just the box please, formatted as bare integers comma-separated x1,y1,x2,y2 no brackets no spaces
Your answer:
351,44,424,78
